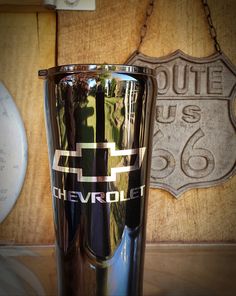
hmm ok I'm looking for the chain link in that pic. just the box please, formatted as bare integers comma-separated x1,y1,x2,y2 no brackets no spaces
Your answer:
136,0,155,53
202,0,222,53
127,0,222,63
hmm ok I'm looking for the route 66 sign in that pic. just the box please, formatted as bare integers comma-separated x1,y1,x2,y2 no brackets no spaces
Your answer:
127,50,236,197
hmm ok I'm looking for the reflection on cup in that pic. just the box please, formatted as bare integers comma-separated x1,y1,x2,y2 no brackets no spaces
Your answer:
39,64,157,296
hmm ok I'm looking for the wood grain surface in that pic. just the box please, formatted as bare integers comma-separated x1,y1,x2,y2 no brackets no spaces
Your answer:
0,244,236,296
0,0,236,244
0,13,55,243
144,244,236,296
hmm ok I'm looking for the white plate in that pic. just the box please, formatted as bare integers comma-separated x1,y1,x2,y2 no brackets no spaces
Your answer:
0,82,28,223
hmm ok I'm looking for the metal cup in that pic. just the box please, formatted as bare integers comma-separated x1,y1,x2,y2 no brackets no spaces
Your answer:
39,64,157,296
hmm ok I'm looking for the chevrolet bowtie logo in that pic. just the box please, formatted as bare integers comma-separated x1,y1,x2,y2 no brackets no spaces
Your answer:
53,142,146,182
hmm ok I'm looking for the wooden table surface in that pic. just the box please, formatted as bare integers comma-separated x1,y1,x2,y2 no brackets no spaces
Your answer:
0,244,235,296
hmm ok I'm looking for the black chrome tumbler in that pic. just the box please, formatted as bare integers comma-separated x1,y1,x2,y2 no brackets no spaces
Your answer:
39,64,157,296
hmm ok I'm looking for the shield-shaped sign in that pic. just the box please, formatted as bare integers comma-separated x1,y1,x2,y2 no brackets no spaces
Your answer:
127,50,236,197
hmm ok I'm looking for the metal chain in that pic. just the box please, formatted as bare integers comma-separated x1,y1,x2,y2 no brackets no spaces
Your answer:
202,0,222,53
125,0,155,62
127,0,221,63
136,0,155,54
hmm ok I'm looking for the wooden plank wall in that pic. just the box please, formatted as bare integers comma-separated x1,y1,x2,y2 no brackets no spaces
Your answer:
0,12,55,243
0,0,235,244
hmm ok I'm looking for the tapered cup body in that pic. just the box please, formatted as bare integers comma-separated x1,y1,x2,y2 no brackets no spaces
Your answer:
40,64,157,296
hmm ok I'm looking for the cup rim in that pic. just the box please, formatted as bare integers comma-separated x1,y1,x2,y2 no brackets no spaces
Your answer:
38,64,156,78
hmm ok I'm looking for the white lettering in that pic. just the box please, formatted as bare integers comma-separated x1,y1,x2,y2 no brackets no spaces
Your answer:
91,192,105,203
130,185,145,199
140,185,145,196
53,186,59,198
67,191,78,203
130,187,140,199
57,188,66,200
106,191,119,203
52,185,146,203
120,191,130,201
78,192,91,203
